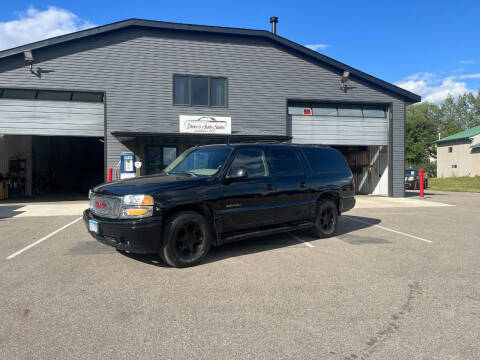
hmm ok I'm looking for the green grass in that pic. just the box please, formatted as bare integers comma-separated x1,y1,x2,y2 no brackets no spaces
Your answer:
429,176,480,193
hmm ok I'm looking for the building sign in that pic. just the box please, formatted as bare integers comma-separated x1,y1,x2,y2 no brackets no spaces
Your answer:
179,115,231,134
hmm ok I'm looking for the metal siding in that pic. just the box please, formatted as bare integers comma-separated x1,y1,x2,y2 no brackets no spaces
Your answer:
0,27,407,195
392,102,405,197
291,115,387,145
0,99,103,136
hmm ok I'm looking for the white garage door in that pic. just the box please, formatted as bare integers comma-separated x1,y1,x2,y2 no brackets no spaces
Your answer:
0,89,104,137
289,103,388,145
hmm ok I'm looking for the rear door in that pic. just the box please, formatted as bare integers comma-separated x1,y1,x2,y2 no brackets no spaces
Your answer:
268,146,313,225
219,147,277,234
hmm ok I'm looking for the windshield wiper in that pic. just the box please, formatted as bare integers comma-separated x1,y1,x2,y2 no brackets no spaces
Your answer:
173,171,197,177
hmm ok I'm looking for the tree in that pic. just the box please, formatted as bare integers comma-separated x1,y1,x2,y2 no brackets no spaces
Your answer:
405,102,440,166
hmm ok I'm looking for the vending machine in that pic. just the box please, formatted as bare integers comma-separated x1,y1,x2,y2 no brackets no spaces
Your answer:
120,152,136,179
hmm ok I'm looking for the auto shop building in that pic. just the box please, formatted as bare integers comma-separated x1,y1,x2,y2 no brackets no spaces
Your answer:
0,18,420,198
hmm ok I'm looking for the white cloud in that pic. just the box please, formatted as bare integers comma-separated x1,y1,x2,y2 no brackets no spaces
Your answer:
396,72,473,104
458,73,480,79
0,7,95,50
305,44,330,52
460,60,475,64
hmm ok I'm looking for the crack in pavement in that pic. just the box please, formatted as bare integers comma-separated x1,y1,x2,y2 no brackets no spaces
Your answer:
343,281,423,360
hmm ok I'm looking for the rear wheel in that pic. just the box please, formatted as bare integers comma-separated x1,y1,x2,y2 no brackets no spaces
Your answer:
161,211,212,268
312,199,338,238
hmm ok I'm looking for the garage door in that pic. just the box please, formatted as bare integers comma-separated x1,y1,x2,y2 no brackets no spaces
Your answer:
0,88,104,137
289,103,388,145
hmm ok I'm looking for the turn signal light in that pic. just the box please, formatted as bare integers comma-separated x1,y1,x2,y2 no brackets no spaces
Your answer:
125,208,148,216
141,196,154,206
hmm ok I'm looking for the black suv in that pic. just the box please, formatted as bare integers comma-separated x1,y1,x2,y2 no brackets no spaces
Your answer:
84,144,355,267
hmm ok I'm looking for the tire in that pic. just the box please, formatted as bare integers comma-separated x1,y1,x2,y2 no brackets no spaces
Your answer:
312,199,338,238
161,211,212,268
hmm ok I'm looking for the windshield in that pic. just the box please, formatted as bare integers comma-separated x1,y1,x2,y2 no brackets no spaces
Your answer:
164,147,231,176
405,169,416,176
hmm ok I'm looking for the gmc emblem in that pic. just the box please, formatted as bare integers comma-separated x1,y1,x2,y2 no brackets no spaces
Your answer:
95,201,106,209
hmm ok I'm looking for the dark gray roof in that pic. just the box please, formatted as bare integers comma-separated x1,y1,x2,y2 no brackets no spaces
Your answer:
0,18,421,103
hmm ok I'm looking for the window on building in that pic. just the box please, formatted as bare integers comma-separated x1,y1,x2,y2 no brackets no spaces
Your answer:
451,164,457,168
269,148,303,177
288,102,387,118
448,147,453,153
37,90,72,101
173,75,227,107
0,88,104,102
337,104,363,117
191,77,209,106
145,145,178,175
228,148,268,178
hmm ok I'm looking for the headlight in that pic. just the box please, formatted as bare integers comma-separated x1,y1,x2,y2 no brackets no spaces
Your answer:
408,176,414,181
122,194,154,206
120,194,154,218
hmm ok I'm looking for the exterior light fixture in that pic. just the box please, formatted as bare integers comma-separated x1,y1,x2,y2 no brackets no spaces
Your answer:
24,50,34,73
341,70,350,91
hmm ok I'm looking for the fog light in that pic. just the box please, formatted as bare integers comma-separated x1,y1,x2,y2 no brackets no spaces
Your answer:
125,208,148,216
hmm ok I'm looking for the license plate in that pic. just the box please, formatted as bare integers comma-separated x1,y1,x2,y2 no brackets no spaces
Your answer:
89,220,99,234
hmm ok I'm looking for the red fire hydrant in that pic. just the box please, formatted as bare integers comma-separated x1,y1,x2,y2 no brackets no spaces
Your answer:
419,168,424,198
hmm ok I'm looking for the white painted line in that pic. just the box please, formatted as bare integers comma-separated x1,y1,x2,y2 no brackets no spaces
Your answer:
6,217,83,260
288,232,314,248
343,216,433,243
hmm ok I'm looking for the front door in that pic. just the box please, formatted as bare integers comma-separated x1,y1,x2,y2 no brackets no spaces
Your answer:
145,145,177,175
219,147,277,234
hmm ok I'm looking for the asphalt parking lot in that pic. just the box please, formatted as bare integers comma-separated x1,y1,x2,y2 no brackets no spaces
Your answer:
1,191,479,360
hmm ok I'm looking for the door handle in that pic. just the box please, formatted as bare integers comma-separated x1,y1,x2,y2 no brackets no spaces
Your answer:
300,182,306,188
266,183,274,191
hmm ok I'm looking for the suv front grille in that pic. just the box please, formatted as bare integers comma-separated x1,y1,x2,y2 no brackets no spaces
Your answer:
90,194,122,219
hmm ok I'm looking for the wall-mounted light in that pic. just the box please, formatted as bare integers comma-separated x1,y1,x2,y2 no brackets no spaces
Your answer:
341,70,350,92
24,50,34,73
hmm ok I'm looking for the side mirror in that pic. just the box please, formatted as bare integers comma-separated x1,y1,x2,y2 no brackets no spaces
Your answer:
226,167,248,181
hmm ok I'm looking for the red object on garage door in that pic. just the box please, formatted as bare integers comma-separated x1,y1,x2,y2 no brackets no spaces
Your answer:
419,168,424,198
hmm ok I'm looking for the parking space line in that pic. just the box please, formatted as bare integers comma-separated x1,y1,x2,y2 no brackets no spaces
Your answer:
287,232,314,248
6,217,83,260
343,216,433,243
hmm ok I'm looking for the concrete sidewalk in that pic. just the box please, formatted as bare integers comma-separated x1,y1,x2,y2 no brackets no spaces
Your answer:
355,195,454,209
0,200,88,218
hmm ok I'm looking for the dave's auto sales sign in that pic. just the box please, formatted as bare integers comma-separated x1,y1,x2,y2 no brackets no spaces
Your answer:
179,115,231,134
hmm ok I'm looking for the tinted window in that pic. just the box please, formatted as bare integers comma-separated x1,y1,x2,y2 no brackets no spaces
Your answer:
37,90,71,101
302,147,350,173
210,78,226,106
191,77,209,106
1,89,36,99
72,92,104,102
174,76,190,105
228,148,268,178
269,148,303,176
165,147,230,176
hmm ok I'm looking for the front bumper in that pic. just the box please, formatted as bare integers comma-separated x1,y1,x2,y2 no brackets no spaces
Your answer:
405,180,415,189
83,209,163,254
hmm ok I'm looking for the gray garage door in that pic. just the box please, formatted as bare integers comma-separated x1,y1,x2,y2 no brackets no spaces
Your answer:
0,89,104,137
289,103,388,145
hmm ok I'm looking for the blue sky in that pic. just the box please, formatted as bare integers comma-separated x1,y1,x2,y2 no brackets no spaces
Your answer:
1,0,479,103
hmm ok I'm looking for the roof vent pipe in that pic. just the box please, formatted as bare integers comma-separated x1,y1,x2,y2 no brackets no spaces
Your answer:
270,16,278,34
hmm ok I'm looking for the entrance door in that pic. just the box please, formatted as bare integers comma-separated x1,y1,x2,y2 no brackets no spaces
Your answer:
145,145,177,175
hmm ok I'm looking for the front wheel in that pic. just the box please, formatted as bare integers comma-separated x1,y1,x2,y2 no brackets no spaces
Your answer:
161,211,212,268
312,199,338,238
